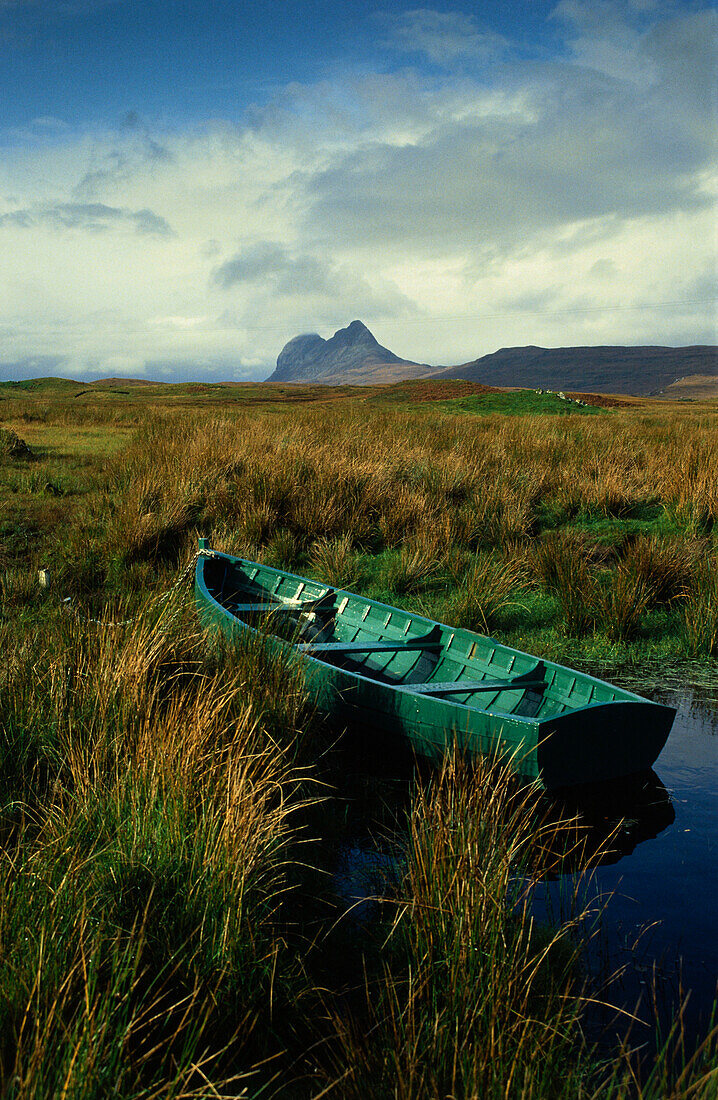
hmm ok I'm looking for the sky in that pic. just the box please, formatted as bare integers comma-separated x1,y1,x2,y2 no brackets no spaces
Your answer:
0,0,716,382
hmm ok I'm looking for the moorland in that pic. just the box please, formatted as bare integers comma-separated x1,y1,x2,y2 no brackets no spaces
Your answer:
0,378,716,1098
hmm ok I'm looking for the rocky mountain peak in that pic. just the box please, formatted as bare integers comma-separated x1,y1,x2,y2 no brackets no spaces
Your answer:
266,320,415,383
338,319,376,342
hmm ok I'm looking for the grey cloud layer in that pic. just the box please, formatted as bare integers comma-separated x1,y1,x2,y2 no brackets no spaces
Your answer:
211,241,413,324
306,10,715,257
213,243,333,295
0,202,174,235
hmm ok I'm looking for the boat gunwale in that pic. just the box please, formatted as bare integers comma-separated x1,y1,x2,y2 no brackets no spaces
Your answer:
195,550,664,724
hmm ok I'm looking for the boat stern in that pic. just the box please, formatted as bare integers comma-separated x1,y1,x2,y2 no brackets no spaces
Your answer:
536,700,676,790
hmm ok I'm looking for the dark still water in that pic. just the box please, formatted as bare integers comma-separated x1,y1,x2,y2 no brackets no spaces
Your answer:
560,687,718,1036
333,685,718,1044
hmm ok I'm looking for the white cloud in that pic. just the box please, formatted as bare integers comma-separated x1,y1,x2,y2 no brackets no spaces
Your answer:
551,0,661,83
383,8,508,65
0,6,715,381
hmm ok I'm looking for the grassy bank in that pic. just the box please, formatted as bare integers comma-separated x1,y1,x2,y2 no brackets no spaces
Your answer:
1,387,717,1096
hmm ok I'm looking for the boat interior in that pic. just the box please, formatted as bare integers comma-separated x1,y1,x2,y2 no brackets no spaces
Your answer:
203,554,627,722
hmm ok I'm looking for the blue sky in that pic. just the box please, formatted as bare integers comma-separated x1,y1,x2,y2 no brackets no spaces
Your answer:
1,0,716,381
2,1,564,129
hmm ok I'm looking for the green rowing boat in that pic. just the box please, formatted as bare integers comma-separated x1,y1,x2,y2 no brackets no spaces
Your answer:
195,541,675,790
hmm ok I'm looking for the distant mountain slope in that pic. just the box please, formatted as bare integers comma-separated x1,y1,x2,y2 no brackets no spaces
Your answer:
266,320,430,383
267,323,717,394
661,373,718,399
434,345,718,396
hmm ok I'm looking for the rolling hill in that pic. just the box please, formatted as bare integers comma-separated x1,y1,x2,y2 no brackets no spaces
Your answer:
434,344,718,396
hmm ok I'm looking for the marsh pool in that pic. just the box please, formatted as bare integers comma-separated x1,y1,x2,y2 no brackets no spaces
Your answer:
334,684,718,1046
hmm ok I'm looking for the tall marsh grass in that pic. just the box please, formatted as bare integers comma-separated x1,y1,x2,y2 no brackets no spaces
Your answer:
324,755,600,1098
529,529,702,642
0,604,318,1096
321,754,718,1098
97,406,716,560
92,406,715,656
445,553,527,633
2,393,717,1095
378,538,442,595
682,553,718,657
308,532,360,588
618,534,694,607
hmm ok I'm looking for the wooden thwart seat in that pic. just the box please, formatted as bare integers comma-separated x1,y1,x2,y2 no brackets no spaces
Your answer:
299,626,441,657
400,662,546,697
231,590,336,615
232,602,304,612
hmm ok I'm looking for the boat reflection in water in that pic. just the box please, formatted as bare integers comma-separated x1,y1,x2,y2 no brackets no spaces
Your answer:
333,758,676,922
538,769,675,873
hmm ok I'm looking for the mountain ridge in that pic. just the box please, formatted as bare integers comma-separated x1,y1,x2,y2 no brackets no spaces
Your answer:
434,344,718,396
268,322,718,395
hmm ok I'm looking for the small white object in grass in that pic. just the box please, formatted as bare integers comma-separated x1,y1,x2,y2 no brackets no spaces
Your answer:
38,568,51,589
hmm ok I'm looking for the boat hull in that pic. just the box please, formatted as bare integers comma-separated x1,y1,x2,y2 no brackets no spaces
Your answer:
195,549,675,790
